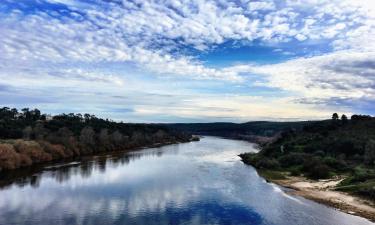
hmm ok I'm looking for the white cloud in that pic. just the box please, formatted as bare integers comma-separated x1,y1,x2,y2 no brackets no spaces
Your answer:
1,0,374,81
295,34,307,41
250,50,375,100
248,1,275,11
0,0,375,120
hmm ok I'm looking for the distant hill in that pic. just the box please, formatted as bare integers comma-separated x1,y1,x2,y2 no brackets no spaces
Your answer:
166,121,313,144
240,114,375,200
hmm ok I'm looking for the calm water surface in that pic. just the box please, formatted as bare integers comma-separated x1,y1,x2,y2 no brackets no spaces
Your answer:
0,136,373,225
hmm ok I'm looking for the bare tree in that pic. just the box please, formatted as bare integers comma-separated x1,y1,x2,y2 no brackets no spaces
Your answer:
153,129,167,142
33,122,47,140
111,130,124,147
22,126,33,140
99,129,110,151
79,126,96,155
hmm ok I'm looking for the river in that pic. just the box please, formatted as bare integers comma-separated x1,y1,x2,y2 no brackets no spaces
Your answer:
0,136,372,225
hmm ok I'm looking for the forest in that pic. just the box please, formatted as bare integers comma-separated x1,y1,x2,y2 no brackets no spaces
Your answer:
167,121,311,144
0,107,193,171
240,113,375,200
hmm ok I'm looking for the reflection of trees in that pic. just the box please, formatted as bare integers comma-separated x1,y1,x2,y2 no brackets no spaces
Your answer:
0,145,169,189
79,161,94,179
55,166,79,183
97,158,107,172
30,175,41,188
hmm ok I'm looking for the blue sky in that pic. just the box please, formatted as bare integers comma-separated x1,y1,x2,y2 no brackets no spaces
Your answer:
0,0,374,122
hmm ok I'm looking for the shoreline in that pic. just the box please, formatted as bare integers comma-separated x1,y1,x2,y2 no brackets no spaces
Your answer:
261,172,375,222
0,137,199,173
0,138,199,188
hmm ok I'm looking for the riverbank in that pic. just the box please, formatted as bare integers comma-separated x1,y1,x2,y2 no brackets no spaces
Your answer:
238,116,375,222
0,107,201,172
0,136,199,172
1,136,370,225
0,137,199,188
257,170,375,222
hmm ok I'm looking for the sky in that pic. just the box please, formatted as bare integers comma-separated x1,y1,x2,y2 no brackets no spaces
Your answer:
0,0,374,122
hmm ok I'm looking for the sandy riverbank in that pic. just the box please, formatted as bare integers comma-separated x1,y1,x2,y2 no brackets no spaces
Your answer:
269,175,375,222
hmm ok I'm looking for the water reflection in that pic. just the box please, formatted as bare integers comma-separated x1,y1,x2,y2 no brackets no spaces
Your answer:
0,137,373,225
0,145,169,190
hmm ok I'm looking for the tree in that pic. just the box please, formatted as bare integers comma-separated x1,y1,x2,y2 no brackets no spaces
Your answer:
31,109,41,120
111,130,124,146
131,131,145,145
22,126,33,140
10,108,18,119
351,114,372,121
79,126,95,152
47,127,73,147
153,129,167,141
99,129,110,151
364,139,375,165
341,114,348,123
40,114,46,120
0,105,191,171
0,107,16,119
21,108,31,120
33,122,47,140
332,113,339,121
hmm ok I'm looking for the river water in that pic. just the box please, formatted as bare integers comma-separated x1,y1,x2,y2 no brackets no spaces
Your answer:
0,136,372,225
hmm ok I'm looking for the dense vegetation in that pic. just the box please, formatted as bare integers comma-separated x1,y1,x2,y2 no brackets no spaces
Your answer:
240,114,375,200
167,121,311,144
0,107,193,171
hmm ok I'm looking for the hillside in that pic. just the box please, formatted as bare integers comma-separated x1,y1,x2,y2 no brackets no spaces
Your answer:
167,121,312,144
0,107,193,171
240,114,375,200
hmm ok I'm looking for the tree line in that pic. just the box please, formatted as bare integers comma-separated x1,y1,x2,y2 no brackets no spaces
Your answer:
240,113,375,200
0,107,192,171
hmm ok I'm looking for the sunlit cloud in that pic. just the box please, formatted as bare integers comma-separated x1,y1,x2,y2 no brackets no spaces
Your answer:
0,0,374,121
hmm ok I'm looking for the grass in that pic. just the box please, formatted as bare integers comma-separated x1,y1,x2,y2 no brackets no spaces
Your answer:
336,180,375,191
336,179,375,201
258,169,286,181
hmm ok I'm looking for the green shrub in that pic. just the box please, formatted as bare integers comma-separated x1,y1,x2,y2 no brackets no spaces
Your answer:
323,156,348,171
303,156,331,179
336,181,375,200
239,153,258,165
357,183,375,200
314,150,325,157
308,163,331,179
278,153,309,168
289,166,302,176
257,158,280,169
364,139,375,165
240,153,280,169
259,170,286,180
